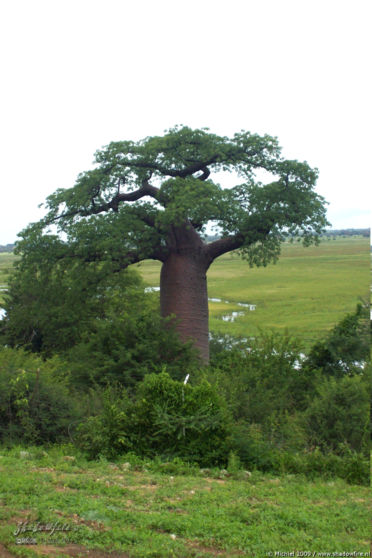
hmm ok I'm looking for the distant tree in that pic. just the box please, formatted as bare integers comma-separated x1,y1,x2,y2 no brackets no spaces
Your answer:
0,244,15,253
10,126,328,362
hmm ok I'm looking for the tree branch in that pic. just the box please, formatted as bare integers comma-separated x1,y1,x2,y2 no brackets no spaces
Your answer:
109,179,159,212
206,223,272,265
205,234,245,264
196,167,211,181
49,179,160,222
120,156,218,179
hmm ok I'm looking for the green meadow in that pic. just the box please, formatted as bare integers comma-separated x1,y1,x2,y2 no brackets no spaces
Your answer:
0,447,370,557
134,236,370,349
1,237,370,350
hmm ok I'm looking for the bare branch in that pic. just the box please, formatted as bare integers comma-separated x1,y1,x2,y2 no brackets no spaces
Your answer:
109,183,157,212
196,167,210,181
119,155,218,179
205,234,244,264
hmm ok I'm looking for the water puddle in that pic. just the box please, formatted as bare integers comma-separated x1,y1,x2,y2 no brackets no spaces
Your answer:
237,303,256,310
207,297,256,322
221,311,245,322
144,287,256,322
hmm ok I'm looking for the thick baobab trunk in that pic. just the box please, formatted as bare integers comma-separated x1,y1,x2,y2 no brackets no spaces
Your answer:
160,252,209,363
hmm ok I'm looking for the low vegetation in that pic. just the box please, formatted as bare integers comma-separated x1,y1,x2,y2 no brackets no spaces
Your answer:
0,447,370,557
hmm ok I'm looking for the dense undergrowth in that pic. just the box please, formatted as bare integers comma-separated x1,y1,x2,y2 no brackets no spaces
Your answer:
0,300,370,486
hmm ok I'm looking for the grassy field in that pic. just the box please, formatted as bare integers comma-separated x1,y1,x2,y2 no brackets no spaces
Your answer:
134,236,370,348
0,447,370,557
0,252,16,306
0,237,370,348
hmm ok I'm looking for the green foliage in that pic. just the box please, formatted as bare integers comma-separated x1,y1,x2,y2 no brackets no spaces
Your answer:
23,125,328,279
65,291,198,388
0,348,80,444
75,387,132,460
207,331,317,422
304,374,370,454
2,230,147,355
76,373,231,466
229,422,369,484
202,327,370,481
131,372,231,465
305,303,370,376
157,176,224,232
1,230,198,386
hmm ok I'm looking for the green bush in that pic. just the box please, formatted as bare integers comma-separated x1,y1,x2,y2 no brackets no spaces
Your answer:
230,422,279,472
0,348,81,444
75,387,132,460
66,307,198,389
129,372,232,465
304,374,370,454
277,448,369,485
208,331,319,422
229,421,369,485
75,372,232,465
305,303,370,376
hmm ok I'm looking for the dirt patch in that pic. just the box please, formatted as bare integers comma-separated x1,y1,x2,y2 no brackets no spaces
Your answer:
185,539,245,556
204,478,226,484
0,542,18,557
166,507,188,515
53,511,108,532
30,543,131,557
54,485,78,493
124,484,158,491
0,508,35,524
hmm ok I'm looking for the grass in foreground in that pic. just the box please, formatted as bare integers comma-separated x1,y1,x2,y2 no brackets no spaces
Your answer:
0,447,370,557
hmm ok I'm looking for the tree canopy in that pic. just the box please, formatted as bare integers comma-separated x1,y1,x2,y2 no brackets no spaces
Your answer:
28,125,327,265
5,126,329,362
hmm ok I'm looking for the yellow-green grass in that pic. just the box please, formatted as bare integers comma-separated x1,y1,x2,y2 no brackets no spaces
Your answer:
134,237,370,349
0,447,370,557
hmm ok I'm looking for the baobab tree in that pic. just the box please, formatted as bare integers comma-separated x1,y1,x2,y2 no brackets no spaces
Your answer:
14,126,328,362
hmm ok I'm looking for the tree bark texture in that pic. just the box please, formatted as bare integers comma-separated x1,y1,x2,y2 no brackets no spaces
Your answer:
160,252,209,363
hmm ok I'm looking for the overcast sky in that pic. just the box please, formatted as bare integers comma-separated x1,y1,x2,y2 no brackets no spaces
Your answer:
0,0,370,244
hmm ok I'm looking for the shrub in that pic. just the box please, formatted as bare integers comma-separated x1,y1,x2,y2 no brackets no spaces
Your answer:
129,372,232,466
204,331,318,423
305,303,370,376
75,372,232,465
304,374,370,454
0,348,81,444
230,422,279,472
75,387,132,460
66,309,198,389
